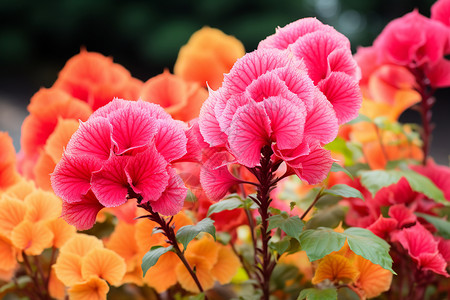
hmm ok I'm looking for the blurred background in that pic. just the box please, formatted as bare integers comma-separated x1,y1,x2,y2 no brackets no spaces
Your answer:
1,0,448,163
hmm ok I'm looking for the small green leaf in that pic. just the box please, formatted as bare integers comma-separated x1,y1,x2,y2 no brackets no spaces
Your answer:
344,227,395,273
290,201,296,211
416,213,450,239
267,215,304,240
0,276,32,293
346,114,372,125
188,293,205,300
207,198,243,216
359,169,447,205
299,227,394,273
323,184,364,201
176,218,216,251
330,162,353,180
297,288,337,300
299,228,346,261
325,137,354,166
269,237,291,255
305,205,346,229
141,245,174,277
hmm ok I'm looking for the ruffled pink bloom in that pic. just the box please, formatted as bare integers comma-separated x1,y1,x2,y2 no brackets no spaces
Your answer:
411,159,450,201
393,223,449,277
51,98,192,230
259,18,362,124
432,0,450,27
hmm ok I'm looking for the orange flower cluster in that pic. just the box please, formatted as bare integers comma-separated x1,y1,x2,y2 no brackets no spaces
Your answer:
106,210,241,293
311,243,393,299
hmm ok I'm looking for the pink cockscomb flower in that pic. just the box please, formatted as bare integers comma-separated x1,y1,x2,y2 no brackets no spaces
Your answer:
51,98,192,230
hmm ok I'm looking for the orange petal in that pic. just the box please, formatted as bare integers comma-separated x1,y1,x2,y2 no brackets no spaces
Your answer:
11,220,54,255
68,276,109,300
210,245,240,284
105,221,139,271
121,264,143,286
0,132,20,190
174,27,245,90
176,254,215,293
81,248,126,286
0,196,27,238
279,251,313,282
49,267,66,300
54,252,84,286
354,255,393,298
5,177,36,200
143,251,180,293
33,151,56,190
0,234,17,271
0,267,15,282
46,218,77,248
24,189,62,223
312,254,360,285
60,233,103,257
185,236,219,269
44,117,79,163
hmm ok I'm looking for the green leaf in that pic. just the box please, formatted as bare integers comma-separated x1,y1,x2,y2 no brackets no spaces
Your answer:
297,288,337,300
325,137,354,166
416,213,450,239
269,237,291,255
305,205,346,229
299,228,346,261
299,227,394,273
141,245,174,277
359,169,447,205
207,198,243,216
176,218,216,251
267,214,304,241
0,276,31,294
188,293,205,300
346,113,372,125
323,184,364,200
343,227,394,273
330,162,353,179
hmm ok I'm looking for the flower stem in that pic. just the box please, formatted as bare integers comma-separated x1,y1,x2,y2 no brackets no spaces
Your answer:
248,146,278,300
300,187,324,220
136,199,207,298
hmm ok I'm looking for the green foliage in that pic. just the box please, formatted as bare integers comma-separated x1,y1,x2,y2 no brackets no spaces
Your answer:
267,214,304,241
297,288,337,300
346,114,372,125
269,236,291,255
305,205,346,229
416,213,450,239
141,245,174,277
330,162,354,179
188,293,205,300
207,197,244,216
176,218,216,251
323,184,364,201
359,169,447,205
325,137,354,166
299,227,394,273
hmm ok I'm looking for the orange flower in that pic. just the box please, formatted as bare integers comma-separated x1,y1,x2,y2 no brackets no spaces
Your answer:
143,251,180,292
24,189,62,223
46,218,77,248
0,132,20,190
354,255,393,299
53,49,142,110
81,248,126,286
54,252,84,286
68,276,109,300
312,254,360,285
0,234,17,273
3,177,36,200
11,220,54,255
48,268,66,300
174,27,245,90
279,251,313,282
0,196,27,238
140,70,208,122
105,221,139,272
59,234,104,257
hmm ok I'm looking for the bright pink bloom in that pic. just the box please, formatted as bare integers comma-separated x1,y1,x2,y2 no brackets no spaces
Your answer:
411,159,450,201
388,204,417,228
367,216,398,239
51,99,192,230
432,0,450,27
393,223,449,277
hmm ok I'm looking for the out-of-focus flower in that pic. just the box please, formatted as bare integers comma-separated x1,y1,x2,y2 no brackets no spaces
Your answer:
140,70,208,122
174,27,245,90
0,132,20,190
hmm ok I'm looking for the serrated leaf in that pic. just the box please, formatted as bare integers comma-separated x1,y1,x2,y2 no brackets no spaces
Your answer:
267,214,304,240
207,198,243,217
343,227,394,273
359,169,447,205
323,184,364,200
269,237,291,255
297,288,337,300
330,162,353,179
299,228,346,261
176,218,216,251
299,227,394,273
416,213,450,239
141,245,174,277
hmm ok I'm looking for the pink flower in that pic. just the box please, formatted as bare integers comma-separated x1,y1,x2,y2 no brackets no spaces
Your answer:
392,223,449,277
432,0,450,27
259,18,362,124
51,99,192,230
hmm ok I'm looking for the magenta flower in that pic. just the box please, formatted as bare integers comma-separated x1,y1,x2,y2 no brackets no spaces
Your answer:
51,98,192,230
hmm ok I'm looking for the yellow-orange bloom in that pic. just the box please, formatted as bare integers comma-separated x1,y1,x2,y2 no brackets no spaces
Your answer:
81,248,126,286
354,255,393,299
105,221,139,272
174,27,245,90
46,218,77,248
312,254,360,285
0,234,17,272
11,220,54,255
140,70,208,122
0,196,27,238
4,177,36,200
24,189,62,223
68,276,109,300
54,252,84,286
48,267,66,300
59,234,104,257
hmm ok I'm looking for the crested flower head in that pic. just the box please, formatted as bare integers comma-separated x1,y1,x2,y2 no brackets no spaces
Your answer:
51,99,192,230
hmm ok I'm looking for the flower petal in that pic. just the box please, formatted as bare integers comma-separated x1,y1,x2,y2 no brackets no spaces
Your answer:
61,191,105,231
149,168,187,216
81,248,126,286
